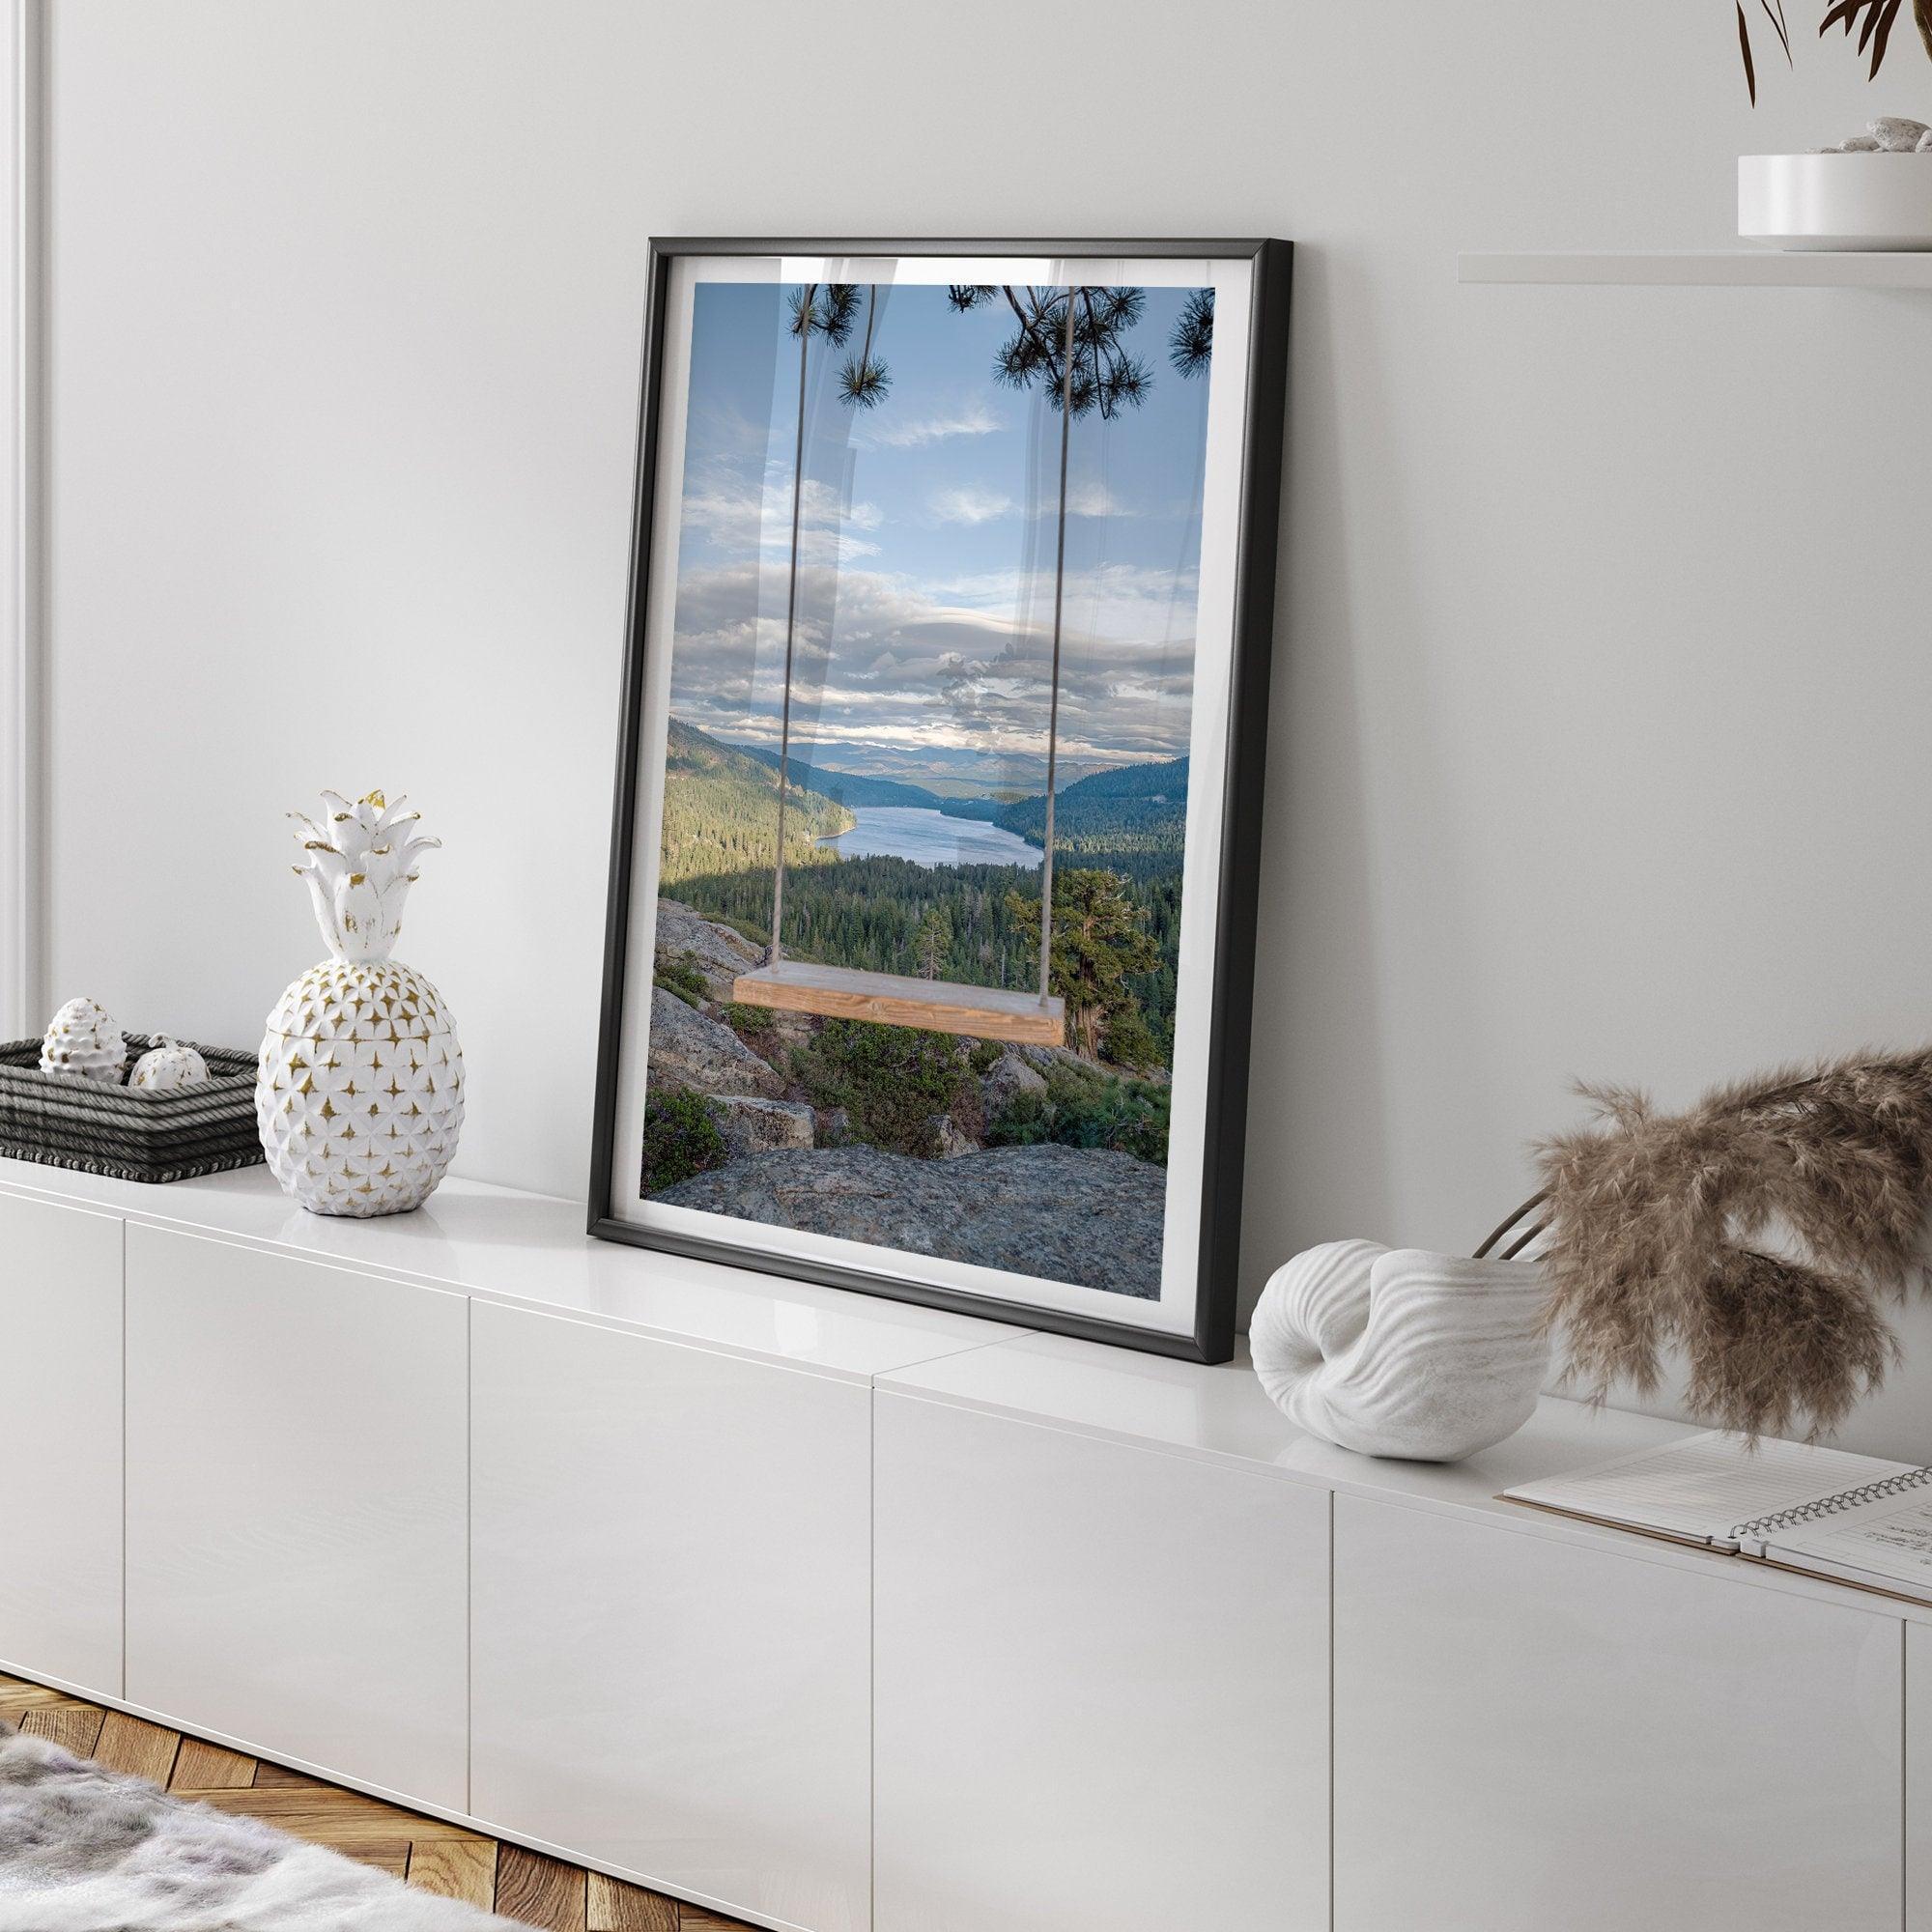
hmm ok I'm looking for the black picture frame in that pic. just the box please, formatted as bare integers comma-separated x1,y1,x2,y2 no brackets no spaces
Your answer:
589,237,1292,1363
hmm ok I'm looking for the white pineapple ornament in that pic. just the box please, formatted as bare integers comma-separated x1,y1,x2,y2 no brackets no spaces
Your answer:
129,1036,209,1093
41,997,127,1083
256,790,464,1217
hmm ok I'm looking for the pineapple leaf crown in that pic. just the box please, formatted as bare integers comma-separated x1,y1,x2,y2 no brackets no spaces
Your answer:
289,790,440,964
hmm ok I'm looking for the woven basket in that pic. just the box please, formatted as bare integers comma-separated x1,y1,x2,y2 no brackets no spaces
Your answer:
0,1034,263,1184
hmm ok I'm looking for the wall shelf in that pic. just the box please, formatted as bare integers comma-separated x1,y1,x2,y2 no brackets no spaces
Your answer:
1460,250,1932,287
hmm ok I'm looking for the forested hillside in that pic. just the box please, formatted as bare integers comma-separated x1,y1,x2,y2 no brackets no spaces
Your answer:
676,854,1045,992
999,755,1189,857
658,719,853,887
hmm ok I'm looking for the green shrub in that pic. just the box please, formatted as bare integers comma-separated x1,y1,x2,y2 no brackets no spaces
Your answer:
985,1070,1170,1166
984,1088,1052,1146
1100,1007,1161,1072
653,950,709,1008
722,999,787,1067
966,1038,1005,1075
793,1019,968,1158
717,914,768,949
639,1087,727,1193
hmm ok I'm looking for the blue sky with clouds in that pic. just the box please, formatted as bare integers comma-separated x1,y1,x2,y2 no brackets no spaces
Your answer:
666,278,1213,793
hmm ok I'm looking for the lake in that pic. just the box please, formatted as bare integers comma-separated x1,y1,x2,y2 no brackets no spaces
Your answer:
821,806,1042,870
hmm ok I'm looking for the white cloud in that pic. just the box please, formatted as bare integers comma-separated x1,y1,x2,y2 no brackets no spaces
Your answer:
679,471,882,562
667,558,1196,767
917,480,1128,527
927,486,1014,526
1065,481,1128,518
860,399,1000,449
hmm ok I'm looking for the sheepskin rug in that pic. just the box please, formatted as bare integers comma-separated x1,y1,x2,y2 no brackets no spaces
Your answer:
0,1721,526,1931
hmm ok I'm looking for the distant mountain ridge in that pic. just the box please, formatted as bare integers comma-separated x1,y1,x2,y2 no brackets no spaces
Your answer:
1057,755,1190,802
730,742,1016,823
728,743,943,810
724,737,1189,847
695,723,1188,859
998,755,1189,854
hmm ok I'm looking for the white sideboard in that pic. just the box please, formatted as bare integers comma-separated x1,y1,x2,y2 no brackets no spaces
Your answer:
3,1157,1928,1932
0,1190,121,1691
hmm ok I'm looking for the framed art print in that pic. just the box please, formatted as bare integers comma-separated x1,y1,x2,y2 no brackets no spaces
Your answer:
590,238,1291,1361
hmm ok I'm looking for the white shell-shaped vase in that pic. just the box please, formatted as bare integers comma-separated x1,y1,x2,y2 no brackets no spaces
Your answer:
1250,1240,1550,1462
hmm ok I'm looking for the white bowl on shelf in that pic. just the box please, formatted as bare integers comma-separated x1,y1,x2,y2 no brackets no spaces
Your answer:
1741,153,1932,250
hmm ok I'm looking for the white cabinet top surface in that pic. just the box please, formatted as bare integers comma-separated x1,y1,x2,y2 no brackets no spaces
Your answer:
879,1330,1932,1626
10,1154,1926,1624
0,1157,1028,1381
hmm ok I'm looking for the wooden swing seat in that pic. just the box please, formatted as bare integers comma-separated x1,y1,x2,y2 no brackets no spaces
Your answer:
731,959,1065,1047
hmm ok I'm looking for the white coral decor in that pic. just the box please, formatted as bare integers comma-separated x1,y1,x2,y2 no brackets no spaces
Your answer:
1249,1240,1549,1463
41,997,127,1083
257,791,464,1217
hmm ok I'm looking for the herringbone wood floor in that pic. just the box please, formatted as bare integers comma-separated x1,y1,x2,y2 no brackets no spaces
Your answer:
0,1670,755,1931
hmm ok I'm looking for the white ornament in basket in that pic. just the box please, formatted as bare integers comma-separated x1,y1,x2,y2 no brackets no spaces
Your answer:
256,791,463,1217
1249,1240,1549,1463
41,997,127,1084
129,1036,209,1093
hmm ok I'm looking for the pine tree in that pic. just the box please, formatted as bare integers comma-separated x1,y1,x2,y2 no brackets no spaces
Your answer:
913,906,951,980
1007,868,1159,1061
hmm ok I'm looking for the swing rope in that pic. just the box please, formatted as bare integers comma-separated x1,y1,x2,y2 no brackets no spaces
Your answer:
762,280,1073,1020
1037,286,1075,1010
765,282,815,969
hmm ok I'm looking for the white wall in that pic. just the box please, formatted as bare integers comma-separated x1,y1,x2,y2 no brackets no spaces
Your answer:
37,3,1932,1456
0,0,41,1039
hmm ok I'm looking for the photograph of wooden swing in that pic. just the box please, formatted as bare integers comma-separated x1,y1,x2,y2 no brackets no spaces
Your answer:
729,284,1085,1048
593,239,1292,1362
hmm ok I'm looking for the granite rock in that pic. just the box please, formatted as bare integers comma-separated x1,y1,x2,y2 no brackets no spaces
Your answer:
981,1049,1048,1116
653,897,761,1000
646,985,786,1100
931,1114,980,1159
712,1094,816,1156
656,1143,1168,1297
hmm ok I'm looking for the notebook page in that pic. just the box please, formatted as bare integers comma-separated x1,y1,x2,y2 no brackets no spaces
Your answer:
1504,1432,1918,1547
1759,1492,1932,1589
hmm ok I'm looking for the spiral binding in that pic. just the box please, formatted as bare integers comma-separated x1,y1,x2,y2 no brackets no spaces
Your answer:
1731,1466,1932,1545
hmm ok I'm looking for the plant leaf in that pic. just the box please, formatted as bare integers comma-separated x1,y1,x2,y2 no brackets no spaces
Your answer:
1740,1,1759,100
1870,0,1902,71
1761,0,1794,59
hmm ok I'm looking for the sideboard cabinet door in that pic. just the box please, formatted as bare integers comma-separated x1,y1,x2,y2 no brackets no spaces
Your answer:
1334,1495,1902,1932
469,1301,871,1932
0,1192,123,1693
871,1391,1331,1932
1911,1623,1932,1931
124,1224,468,1807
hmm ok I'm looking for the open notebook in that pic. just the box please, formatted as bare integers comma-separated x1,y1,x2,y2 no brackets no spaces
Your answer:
1503,1431,1932,1604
